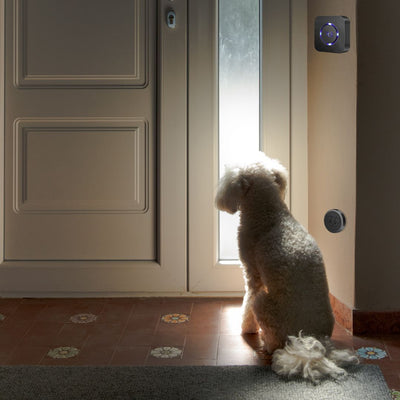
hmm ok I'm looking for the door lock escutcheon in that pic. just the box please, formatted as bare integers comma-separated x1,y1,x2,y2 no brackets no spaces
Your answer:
167,10,176,29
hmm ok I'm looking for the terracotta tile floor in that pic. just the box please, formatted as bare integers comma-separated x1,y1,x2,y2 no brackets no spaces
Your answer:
0,297,399,396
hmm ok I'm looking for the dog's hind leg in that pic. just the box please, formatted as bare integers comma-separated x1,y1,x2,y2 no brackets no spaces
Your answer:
252,290,285,353
241,270,262,334
241,291,260,334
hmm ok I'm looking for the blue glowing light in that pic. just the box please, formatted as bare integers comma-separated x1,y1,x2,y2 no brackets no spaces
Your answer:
319,22,339,46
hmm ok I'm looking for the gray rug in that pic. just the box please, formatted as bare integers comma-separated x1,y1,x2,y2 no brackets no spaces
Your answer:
0,364,392,400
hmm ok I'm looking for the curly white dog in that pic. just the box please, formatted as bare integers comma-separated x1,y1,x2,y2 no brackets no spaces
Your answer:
215,152,358,383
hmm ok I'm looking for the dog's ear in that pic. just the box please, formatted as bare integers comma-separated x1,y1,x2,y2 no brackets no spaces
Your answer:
272,167,288,199
215,168,249,214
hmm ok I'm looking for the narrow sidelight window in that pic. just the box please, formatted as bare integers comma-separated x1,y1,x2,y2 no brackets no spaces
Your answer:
218,0,260,260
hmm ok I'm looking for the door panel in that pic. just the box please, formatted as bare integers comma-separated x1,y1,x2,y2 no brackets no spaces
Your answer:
14,119,148,214
5,0,155,260
15,0,147,87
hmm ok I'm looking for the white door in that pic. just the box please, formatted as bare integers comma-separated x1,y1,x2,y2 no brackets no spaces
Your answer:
188,0,308,293
0,0,188,295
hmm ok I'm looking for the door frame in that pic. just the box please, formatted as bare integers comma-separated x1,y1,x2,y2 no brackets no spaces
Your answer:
0,0,188,296
188,0,308,293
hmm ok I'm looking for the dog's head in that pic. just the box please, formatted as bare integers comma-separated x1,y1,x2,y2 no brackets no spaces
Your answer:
215,152,288,214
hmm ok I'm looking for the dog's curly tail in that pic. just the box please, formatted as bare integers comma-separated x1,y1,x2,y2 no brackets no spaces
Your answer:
271,332,359,384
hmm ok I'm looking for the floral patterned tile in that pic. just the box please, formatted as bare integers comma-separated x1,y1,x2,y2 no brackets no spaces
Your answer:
357,346,388,360
161,313,189,324
150,346,183,359
70,313,98,324
392,389,400,400
47,346,80,359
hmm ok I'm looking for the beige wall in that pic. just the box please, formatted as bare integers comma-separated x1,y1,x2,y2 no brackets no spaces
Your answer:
308,0,357,309
309,0,400,312
355,0,400,311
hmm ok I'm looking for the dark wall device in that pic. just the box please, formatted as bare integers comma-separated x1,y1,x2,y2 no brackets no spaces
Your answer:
324,209,346,233
315,16,350,53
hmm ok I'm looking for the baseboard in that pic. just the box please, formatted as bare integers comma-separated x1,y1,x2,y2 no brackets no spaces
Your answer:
329,293,353,332
330,293,400,335
0,292,244,299
352,309,400,335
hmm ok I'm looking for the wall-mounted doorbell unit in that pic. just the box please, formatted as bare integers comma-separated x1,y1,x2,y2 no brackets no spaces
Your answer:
315,16,350,53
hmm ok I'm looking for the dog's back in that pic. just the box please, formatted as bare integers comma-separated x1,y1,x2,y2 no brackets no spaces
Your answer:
261,214,334,336
240,209,335,341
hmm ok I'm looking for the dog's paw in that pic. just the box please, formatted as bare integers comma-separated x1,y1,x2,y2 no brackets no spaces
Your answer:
242,328,260,334
241,321,260,334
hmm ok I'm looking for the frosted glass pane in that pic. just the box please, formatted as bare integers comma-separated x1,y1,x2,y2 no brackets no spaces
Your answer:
219,0,260,260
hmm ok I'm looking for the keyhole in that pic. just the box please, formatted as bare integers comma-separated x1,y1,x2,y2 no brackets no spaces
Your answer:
167,10,176,28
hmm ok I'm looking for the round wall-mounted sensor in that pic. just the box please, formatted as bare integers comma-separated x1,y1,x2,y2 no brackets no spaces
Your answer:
324,209,346,233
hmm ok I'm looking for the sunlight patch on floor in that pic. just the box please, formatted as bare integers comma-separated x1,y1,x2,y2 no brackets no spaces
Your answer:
222,305,243,334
